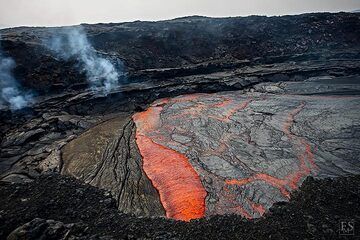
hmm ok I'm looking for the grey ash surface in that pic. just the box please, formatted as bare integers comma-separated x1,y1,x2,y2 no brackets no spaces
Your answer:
0,173,359,239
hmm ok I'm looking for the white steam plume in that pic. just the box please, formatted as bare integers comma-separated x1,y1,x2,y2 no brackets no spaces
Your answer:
46,26,122,93
0,48,33,110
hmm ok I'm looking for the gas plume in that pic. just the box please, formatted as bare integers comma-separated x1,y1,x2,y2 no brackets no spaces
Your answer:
0,44,33,110
46,26,124,93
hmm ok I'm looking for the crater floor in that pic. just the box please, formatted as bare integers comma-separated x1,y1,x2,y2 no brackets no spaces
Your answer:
3,63,360,223
133,83,360,220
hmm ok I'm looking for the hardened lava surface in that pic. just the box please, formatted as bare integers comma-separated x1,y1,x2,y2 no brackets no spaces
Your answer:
133,90,360,220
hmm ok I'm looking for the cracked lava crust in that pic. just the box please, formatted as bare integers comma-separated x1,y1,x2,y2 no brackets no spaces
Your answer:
132,91,360,221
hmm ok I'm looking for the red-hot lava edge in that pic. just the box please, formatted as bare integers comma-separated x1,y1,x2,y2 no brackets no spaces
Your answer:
133,100,207,221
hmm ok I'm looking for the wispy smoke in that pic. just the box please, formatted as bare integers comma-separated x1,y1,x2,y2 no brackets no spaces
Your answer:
46,26,124,93
0,47,33,110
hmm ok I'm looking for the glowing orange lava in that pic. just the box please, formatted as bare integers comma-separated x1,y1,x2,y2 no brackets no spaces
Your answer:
133,103,207,221
226,173,291,199
247,199,266,216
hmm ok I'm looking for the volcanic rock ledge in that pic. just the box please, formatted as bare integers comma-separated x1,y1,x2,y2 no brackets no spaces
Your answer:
61,116,165,217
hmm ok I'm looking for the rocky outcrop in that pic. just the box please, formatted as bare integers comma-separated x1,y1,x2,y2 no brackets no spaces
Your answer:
7,218,85,240
1,173,359,239
0,111,101,182
61,116,165,217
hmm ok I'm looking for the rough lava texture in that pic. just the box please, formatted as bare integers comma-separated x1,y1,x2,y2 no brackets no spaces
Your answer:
0,173,359,239
0,12,360,238
133,85,360,219
61,116,165,217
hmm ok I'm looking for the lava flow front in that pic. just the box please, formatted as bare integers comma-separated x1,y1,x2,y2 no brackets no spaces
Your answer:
133,100,207,221
132,91,360,220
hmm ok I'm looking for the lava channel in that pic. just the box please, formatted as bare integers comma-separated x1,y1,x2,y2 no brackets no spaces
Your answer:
133,101,207,221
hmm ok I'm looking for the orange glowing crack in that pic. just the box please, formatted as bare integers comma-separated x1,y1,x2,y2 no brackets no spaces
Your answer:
226,173,291,199
209,99,252,123
211,98,233,108
301,139,318,169
223,99,252,121
283,102,318,188
283,102,305,138
232,206,252,219
226,102,318,203
133,104,207,221
223,185,252,219
247,199,266,216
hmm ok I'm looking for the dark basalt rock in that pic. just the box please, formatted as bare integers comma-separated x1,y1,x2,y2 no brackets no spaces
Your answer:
7,218,86,240
0,173,359,239
1,12,360,93
0,40,85,94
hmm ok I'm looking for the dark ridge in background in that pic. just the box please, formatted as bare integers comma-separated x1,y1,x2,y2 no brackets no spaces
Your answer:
0,12,359,93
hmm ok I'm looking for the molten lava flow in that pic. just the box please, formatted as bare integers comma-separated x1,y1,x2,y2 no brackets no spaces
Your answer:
133,102,207,221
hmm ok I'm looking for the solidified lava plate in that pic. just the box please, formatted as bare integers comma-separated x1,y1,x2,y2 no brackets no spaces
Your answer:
133,91,360,221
